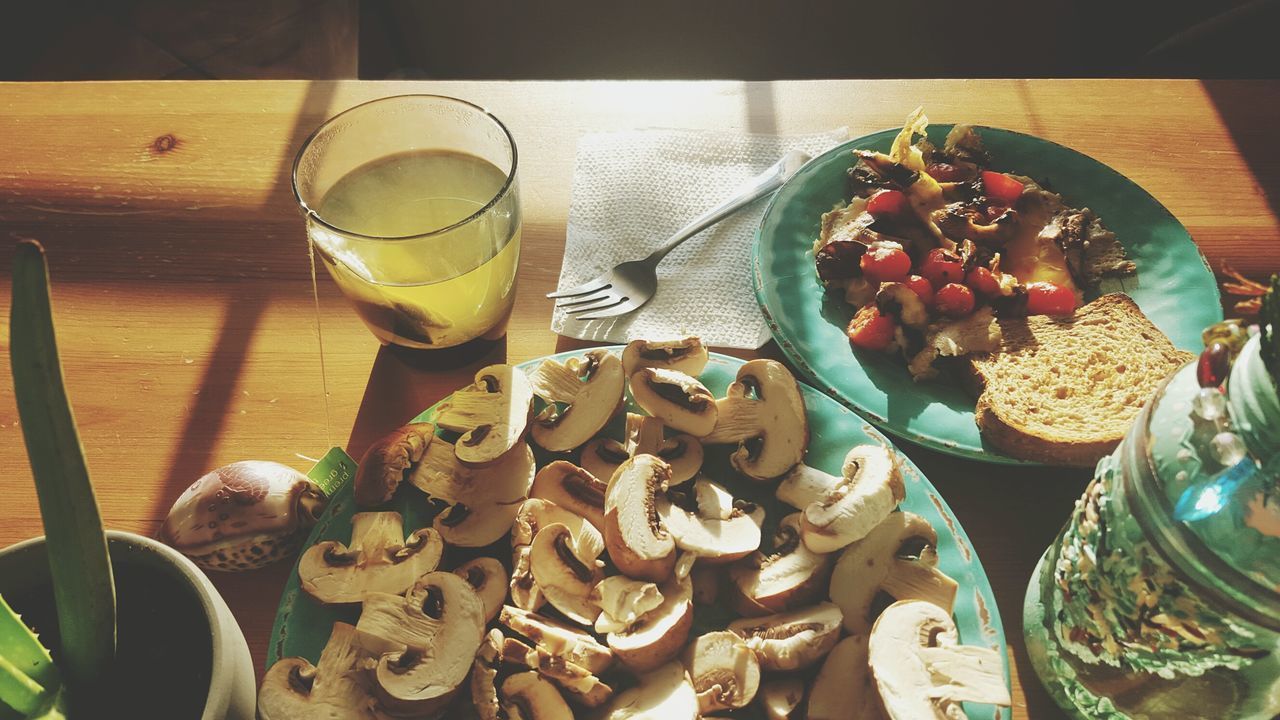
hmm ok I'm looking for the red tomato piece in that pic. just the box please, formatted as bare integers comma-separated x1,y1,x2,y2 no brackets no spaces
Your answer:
866,189,909,217
847,305,897,351
919,247,966,288
1025,282,1078,316
966,266,1002,297
904,274,935,307
981,171,1024,206
925,162,968,182
859,244,912,283
935,283,976,317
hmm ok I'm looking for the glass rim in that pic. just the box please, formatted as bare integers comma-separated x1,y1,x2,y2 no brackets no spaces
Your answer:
290,93,519,242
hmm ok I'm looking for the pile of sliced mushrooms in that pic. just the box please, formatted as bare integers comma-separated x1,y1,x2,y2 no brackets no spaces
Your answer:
257,337,1012,720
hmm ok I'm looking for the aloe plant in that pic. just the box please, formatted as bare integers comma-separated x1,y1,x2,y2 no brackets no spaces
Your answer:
3,240,116,716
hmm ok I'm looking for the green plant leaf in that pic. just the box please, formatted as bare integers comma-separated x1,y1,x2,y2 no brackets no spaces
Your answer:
0,596,56,692
21,685,65,720
9,240,116,699
0,655,45,716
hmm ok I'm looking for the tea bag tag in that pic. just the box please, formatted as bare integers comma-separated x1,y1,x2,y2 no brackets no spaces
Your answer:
306,446,357,498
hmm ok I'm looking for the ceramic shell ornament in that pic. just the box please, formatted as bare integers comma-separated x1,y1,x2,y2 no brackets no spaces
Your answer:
161,461,326,571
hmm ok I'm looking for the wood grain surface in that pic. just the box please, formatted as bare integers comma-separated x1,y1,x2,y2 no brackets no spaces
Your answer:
0,79,1277,719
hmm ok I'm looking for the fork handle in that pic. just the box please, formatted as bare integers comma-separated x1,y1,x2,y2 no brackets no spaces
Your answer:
644,150,810,264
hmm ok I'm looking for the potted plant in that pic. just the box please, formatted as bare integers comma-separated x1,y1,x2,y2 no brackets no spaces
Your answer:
0,240,256,719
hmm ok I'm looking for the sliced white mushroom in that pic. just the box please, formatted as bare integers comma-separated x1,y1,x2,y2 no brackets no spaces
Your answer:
581,414,703,487
354,422,436,507
630,368,718,437
621,337,709,378
600,661,699,720
471,629,504,720
681,631,760,714
808,635,879,720
499,671,574,720
530,460,608,533
356,572,487,717
604,455,677,583
510,497,604,616
726,602,843,672
510,545,545,612
868,601,1011,719
500,636,615,708
690,563,721,606
591,576,664,635
529,350,625,452
607,576,694,674
498,606,614,675
453,557,507,624
410,438,535,547
658,479,764,563
829,512,958,635
298,512,443,604
703,359,808,481
778,444,904,554
529,523,606,626
257,623,388,720
729,512,834,616
757,676,806,720
433,364,534,465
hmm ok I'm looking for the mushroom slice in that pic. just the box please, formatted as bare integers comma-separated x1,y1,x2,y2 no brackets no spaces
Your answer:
499,606,614,675
630,368,718,437
808,635,880,720
354,422,436,507
258,623,388,720
471,629,504,720
658,479,764,563
876,282,929,330
729,512,834,616
869,601,1011,719
703,360,808,481
529,350,625,452
604,455,677,583
622,337,709,378
601,661,698,720
582,414,703,487
511,545,545,612
757,676,805,720
512,498,603,550
355,572,487,716
682,631,760,714
501,636,615,708
411,438,536,547
726,602,843,672
530,461,608,533
829,511,958,634
591,575,664,634
434,364,535,465
454,557,507,624
607,576,694,673
778,445,904,554
500,671,574,720
529,523,606,626
298,512,444,604
690,564,720,606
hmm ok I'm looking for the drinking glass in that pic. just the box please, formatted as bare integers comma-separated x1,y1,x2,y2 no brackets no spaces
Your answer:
293,95,521,349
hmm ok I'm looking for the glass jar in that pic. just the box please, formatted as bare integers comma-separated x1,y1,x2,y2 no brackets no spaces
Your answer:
1024,331,1280,719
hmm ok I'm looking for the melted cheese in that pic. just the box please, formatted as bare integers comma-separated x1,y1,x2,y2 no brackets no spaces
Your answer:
1001,191,1081,297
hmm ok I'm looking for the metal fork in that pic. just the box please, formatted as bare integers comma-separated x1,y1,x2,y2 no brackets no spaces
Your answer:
548,150,811,320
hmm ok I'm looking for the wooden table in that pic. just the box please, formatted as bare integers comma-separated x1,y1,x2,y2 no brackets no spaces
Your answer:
1,80,1277,718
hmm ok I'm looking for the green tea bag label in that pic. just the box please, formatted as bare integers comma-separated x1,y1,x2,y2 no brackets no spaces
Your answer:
307,447,356,498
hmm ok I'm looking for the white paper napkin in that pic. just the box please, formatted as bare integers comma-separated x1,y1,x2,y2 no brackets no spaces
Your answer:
550,127,848,349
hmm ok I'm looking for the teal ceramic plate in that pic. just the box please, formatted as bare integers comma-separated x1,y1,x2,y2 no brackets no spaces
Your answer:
753,126,1222,465
269,349,1010,719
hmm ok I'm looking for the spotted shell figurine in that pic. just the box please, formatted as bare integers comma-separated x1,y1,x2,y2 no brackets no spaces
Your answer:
160,461,326,572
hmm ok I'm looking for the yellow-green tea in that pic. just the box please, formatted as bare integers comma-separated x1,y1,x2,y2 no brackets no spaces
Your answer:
312,150,520,348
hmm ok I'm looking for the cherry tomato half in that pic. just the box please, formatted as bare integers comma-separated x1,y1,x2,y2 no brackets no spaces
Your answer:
919,247,966,289
847,305,897,351
966,266,1002,297
982,171,1025,207
935,283,976,318
904,274,935,308
859,244,912,283
1025,281,1078,316
866,189,909,217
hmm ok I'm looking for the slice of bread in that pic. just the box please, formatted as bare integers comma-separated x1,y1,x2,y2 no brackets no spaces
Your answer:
968,293,1192,467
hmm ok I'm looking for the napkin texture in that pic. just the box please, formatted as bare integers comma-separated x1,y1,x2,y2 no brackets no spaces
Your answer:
550,127,847,348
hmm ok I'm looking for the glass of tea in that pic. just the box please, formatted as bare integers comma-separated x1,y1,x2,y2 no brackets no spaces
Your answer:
292,95,521,349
